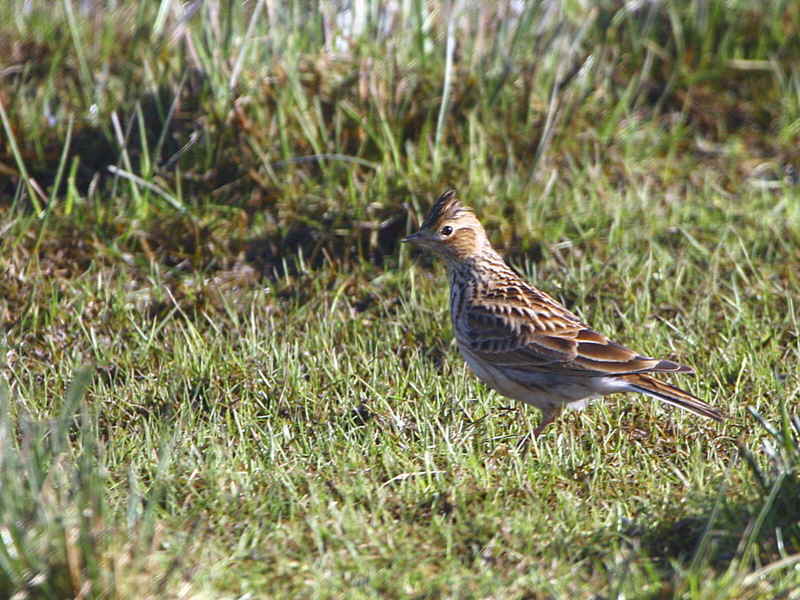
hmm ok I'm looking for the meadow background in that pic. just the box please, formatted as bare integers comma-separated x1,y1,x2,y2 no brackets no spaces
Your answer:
1,0,800,597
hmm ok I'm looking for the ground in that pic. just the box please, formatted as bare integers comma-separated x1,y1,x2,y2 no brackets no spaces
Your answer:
1,1,800,598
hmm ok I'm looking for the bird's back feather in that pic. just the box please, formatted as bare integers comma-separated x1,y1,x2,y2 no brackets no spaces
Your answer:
457,272,691,378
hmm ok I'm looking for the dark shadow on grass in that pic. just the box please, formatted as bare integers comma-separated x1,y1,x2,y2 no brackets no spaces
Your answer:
241,209,407,280
1,82,203,206
619,413,800,590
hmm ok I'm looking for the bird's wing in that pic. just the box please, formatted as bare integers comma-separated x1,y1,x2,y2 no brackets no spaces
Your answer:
461,283,691,377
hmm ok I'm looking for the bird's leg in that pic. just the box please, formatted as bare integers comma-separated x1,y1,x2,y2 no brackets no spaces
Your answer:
533,406,562,437
516,406,563,456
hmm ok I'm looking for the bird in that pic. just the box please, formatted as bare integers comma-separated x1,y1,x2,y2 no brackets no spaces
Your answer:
402,189,723,443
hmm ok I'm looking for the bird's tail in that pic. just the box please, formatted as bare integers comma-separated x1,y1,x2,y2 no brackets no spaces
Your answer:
622,373,724,422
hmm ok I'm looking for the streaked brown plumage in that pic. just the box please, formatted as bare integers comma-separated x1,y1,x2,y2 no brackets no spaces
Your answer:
403,189,723,439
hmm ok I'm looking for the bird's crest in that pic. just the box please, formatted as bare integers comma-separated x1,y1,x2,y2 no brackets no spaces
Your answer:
421,189,473,230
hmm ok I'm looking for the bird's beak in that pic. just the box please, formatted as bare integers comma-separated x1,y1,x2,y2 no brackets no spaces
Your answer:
401,231,422,244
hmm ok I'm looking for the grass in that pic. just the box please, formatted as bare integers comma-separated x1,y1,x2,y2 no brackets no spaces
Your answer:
1,0,800,597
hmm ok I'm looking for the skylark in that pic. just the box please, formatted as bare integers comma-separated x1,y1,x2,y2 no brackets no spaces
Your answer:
403,189,723,440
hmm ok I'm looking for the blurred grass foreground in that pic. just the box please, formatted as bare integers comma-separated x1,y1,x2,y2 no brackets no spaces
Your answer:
1,1,800,598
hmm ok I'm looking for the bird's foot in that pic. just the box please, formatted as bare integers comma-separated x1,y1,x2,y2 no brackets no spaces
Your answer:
515,432,533,457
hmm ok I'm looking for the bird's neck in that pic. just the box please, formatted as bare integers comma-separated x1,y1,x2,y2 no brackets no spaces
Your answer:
446,246,513,285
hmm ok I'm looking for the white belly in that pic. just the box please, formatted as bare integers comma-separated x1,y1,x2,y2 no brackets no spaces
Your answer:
456,342,626,411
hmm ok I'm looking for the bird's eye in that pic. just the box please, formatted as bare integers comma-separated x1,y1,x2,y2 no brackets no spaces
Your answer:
440,226,453,236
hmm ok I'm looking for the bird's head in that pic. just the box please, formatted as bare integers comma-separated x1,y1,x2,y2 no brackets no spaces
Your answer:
402,190,489,264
